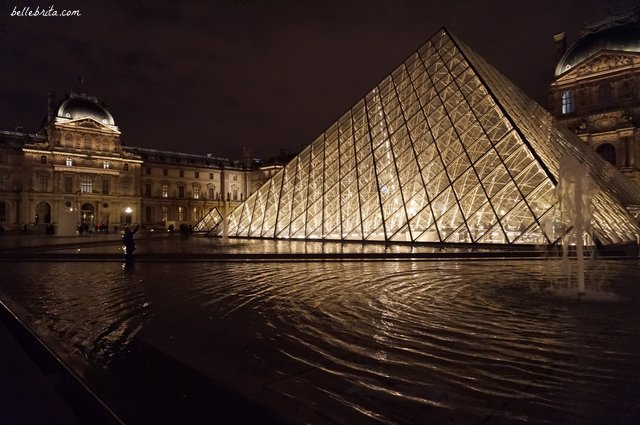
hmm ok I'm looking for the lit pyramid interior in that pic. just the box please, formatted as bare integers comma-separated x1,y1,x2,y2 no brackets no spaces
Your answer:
226,28,640,245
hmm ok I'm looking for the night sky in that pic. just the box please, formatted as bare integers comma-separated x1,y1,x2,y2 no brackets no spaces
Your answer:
1,0,636,160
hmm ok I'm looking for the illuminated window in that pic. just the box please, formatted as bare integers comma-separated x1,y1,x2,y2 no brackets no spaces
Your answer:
193,184,200,199
161,206,168,222
103,161,110,169
80,176,92,193
66,157,73,166
178,206,184,221
561,90,575,114
161,184,168,198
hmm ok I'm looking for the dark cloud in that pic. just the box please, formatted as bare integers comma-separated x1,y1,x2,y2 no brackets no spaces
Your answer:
1,0,637,159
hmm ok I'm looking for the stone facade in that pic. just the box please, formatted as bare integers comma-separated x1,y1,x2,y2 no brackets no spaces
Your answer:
549,8,640,187
0,93,268,233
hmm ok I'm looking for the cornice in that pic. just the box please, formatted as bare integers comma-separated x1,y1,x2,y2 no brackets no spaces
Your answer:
22,148,143,163
53,165,121,175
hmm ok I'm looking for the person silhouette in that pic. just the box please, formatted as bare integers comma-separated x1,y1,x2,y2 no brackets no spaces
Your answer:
123,224,139,258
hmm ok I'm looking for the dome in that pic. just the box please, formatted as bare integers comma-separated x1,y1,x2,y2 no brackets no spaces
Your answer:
57,93,115,125
555,10,640,76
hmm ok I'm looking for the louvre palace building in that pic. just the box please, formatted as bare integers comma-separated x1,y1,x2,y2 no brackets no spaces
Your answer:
0,92,271,234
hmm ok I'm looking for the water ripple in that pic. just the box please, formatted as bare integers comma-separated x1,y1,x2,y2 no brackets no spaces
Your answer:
1,259,639,424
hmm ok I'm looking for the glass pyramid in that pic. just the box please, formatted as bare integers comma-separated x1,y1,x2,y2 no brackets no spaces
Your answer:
193,207,223,233
225,29,640,245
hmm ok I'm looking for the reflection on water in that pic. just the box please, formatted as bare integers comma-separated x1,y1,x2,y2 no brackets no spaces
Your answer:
1,259,639,424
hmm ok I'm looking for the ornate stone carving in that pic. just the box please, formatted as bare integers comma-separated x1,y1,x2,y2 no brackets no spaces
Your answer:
589,111,624,131
77,119,101,129
577,54,633,76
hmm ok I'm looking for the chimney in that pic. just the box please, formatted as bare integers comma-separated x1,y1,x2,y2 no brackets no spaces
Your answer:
242,146,252,169
553,32,567,61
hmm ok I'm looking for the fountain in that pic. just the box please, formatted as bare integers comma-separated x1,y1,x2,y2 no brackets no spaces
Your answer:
221,215,229,244
556,155,594,296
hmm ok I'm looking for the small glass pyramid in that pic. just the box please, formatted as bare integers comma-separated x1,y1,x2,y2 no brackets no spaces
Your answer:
193,207,223,233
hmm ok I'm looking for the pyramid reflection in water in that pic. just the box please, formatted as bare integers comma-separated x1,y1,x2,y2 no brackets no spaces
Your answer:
226,29,640,245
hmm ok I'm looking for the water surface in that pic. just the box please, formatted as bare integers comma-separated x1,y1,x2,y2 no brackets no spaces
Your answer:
1,258,639,424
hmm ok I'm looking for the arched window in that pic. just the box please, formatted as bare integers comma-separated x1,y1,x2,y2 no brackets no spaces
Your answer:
561,90,575,114
598,82,612,106
596,143,616,166
81,203,94,226
36,202,52,224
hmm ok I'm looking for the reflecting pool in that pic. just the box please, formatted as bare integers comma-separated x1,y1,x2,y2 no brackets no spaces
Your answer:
1,257,639,424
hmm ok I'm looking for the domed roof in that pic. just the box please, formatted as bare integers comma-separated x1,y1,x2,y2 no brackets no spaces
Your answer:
555,9,640,76
57,93,115,125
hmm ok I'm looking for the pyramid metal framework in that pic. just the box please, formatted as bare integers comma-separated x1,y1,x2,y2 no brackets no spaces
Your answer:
225,29,640,245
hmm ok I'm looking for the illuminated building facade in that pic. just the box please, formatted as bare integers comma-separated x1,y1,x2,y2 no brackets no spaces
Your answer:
226,29,640,246
0,93,256,233
550,8,640,187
